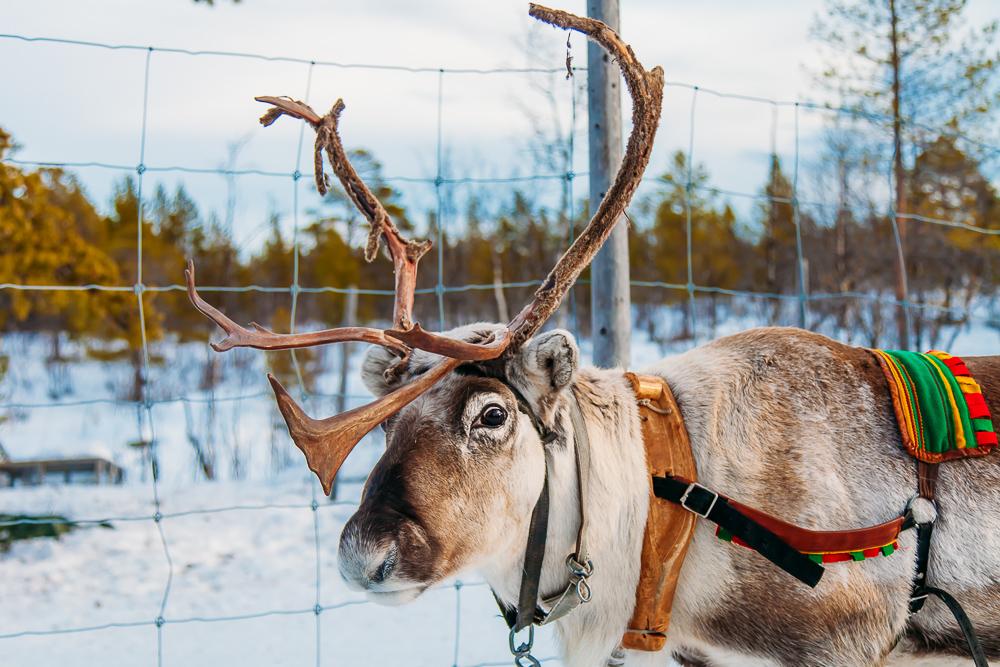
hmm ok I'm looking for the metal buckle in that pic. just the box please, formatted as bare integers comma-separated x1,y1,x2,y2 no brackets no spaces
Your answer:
679,482,718,518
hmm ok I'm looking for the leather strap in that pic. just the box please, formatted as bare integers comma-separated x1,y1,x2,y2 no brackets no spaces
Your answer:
569,398,591,567
908,520,935,614
529,398,594,626
916,587,990,667
515,470,550,631
725,498,905,554
906,451,989,665
918,460,939,501
498,389,595,634
622,373,698,652
653,475,825,588
909,460,938,615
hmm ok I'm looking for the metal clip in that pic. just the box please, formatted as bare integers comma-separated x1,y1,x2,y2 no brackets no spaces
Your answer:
509,626,541,667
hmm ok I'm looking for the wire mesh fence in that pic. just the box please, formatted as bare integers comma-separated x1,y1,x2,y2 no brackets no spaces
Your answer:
1,27,998,667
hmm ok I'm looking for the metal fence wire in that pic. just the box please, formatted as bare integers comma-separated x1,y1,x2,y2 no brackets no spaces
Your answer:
1,30,999,667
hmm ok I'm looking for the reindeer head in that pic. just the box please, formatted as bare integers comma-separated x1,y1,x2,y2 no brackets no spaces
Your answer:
334,324,579,603
187,3,662,602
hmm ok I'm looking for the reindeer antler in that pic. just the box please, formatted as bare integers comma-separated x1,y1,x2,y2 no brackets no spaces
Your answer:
376,3,665,358
187,3,664,495
256,95,431,332
185,261,409,356
187,91,456,494
266,359,459,496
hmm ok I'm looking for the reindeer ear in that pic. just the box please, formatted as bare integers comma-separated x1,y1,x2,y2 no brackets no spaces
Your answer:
361,345,400,397
519,329,579,393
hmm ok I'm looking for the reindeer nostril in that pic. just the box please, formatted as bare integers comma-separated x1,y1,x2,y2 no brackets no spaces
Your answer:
371,544,397,584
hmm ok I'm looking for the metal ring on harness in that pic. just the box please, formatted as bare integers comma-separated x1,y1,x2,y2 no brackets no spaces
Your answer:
509,626,541,667
565,553,594,603
576,576,593,603
565,553,594,578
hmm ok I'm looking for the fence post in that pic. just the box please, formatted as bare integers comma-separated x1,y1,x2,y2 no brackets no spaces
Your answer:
587,0,631,368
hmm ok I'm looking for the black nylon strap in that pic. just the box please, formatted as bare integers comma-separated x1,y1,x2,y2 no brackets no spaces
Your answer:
916,586,990,667
490,381,557,632
906,461,987,664
909,521,934,614
652,475,824,588
515,470,550,631
910,459,937,614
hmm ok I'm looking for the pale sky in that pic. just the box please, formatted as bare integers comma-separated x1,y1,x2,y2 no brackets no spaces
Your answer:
2,0,997,252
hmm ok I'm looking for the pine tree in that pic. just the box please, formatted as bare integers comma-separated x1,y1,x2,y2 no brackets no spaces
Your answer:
638,151,749,338
0,128,132,354
757,155,799,323
812,0,999,346
906,136,999,347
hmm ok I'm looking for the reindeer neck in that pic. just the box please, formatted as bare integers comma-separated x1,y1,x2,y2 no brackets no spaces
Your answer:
482,367,651,667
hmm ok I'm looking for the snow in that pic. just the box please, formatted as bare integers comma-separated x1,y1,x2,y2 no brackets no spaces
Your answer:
0,475,564,666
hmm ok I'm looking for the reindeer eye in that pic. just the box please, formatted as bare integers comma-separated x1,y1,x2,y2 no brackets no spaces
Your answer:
478,405,508,428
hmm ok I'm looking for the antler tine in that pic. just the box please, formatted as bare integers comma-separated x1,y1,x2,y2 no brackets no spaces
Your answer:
255,95,431,332
267,358,461,496
385,323,512,360
185,260,410,356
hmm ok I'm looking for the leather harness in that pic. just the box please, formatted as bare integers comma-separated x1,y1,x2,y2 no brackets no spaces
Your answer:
499,372,988,666
626,373,988,666
620,372,698,651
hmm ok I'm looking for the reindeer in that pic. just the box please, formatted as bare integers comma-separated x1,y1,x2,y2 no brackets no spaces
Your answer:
185,5,1000,666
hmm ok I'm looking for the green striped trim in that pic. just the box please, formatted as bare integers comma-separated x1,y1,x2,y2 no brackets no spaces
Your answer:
974,418,995,433
881,350,976,455
925,354,977,450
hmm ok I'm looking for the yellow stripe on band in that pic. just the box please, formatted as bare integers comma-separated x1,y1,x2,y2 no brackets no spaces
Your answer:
875,350,920,446
803,538,899,556
893,355,926,449
957,376,983,394
926,356,967,449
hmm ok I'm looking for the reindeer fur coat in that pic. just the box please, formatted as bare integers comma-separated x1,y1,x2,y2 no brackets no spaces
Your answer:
418,326,1000,667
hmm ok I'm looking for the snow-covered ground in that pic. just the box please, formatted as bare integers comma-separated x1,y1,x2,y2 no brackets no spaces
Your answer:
0,475,564,667
1,311,998,666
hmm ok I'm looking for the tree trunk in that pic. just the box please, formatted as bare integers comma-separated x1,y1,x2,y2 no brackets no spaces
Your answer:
835,154,851,338
588,0,631,368
889,0,911,349
491,251,510,323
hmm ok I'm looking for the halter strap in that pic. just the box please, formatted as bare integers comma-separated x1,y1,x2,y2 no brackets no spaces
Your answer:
494,387,594,643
